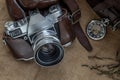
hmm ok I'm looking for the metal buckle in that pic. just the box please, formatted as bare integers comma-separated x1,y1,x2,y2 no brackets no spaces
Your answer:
113,20,120,31
70,9,81,24
2,39,7,45
100,18,110,27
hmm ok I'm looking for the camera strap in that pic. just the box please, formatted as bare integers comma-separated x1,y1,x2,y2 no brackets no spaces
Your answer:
62,0,93,51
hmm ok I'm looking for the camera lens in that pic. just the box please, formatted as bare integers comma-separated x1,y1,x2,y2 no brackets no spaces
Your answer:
40,44,55,55
34,33,64,66
34,38,64,66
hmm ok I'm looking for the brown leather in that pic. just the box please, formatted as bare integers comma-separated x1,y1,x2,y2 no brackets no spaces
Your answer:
6,0,26,20
6,0,59,20
58,9,75,45
87,0,120,26
3,35,34,60
17,0,59,9
62,0,81,21
63,0,93,51
73,23,93,51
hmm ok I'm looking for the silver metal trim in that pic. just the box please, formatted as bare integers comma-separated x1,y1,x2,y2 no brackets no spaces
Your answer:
113,20,120,31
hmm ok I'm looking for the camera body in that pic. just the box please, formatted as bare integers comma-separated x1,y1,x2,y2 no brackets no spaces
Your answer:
4,4,75,66
5,5,62,44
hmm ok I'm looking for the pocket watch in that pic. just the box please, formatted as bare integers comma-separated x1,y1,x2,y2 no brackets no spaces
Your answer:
86,18,110,40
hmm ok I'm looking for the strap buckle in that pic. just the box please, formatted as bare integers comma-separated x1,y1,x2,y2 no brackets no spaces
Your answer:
113,20,120,31
2,39,7,45
70,9,81,24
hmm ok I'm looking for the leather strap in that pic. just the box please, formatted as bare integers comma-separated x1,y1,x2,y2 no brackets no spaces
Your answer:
93,1,119,24
58,8,75,45
62,0,93,51
6,0,26,20
17,0,59,9
87,0,120,26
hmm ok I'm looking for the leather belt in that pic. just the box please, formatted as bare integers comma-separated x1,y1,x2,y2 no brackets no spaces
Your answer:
17,0,59,9
93,2,119,24
6,0,25,20
87,0,120,30
63,0,93,51
58,8,76,45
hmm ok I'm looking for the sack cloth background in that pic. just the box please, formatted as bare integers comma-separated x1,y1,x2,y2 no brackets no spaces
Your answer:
0,0,120,80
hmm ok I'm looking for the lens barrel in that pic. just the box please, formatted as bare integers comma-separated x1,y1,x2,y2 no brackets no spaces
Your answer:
33,31,64,66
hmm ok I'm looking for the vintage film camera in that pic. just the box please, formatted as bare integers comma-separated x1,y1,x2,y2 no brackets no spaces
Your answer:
4,4,75,66
4,0,93,66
